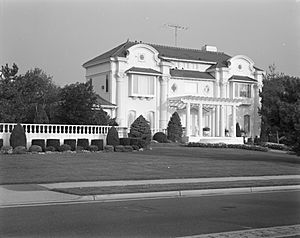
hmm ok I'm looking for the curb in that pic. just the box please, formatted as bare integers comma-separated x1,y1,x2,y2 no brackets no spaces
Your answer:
1,185,300,208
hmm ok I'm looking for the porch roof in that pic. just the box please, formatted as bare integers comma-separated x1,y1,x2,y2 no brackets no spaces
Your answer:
168,95,251,108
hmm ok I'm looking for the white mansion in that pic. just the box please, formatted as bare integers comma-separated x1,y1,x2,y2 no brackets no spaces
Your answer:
83,40,263,143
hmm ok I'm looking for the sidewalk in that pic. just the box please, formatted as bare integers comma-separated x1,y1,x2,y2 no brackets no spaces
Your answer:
1,175,300,207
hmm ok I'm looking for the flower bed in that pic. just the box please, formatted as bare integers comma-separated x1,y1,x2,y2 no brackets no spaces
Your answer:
187,142,268,152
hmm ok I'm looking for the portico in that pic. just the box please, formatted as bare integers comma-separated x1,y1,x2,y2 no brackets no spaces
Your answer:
169,96,250,144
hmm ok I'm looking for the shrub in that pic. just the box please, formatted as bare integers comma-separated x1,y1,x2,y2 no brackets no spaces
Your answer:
261,142,289,151
129,115,151,148
132,145,139,151
106,126,120,147
124,145,133,152
104,145,114,152
115,145,125,152
46,139,60,151
29,145,43,153
91,139,103,150
186,142,268,152
1,146,13,154
153,132,168,143
88,145,98,152
236,123,241,137
120,138,131,146
167,112,183,142
45,146,56,152
64,139,76,151
0,139,3,148
77,139,89,150
58,144,72,152
10,123,27,148
32,139,46,151
129,137,140,146
13,146,27,154
76,146,84,152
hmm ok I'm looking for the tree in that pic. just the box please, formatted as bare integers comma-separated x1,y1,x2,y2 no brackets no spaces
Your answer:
167,112,183,142
9,123,27,148
236,123,241,137
106,126,120,147
129,115,151,145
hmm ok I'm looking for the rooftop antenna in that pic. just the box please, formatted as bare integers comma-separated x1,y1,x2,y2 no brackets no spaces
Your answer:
165,23,188,46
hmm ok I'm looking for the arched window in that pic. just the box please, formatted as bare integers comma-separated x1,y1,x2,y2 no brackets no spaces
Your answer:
128,110,136,128
147,111,155,129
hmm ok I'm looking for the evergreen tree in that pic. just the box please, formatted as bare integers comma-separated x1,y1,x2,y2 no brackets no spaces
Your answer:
167,112,183,142
236,123,241,137
10,123,27,148
129,115,151,145
106,126,120,147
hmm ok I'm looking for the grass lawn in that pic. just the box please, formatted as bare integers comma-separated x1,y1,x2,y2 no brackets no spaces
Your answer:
0,146,299,185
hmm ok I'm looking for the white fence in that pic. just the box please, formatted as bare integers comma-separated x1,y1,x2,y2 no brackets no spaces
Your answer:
0,123,128,148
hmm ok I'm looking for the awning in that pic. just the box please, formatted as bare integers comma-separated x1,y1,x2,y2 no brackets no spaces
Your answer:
126,67,162,76
229,75,257,83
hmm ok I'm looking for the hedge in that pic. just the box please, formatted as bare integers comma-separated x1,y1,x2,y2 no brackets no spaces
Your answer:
46,139,60,151
32,139,46,151
64,139,76,151
77,139,89,150
120,138,131,146
91,139,103,151
187,142,268,152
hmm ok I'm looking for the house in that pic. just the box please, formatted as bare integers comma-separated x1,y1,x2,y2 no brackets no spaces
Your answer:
83,40,263,143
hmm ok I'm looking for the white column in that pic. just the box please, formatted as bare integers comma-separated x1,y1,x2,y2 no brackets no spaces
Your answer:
186,102,191,137
198,103,203,137
232,105,236,137
215,105,220,137
211,107,215,137
220,105,225,137
159,77,168,131
116,73,124,126
208,113,212,137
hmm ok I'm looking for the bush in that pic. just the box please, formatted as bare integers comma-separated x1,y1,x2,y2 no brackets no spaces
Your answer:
91,139,103,150
132,145,139,151
32,139,46,151
88,145,98,152
29,145,43,153
45,146,56,152
129,137,140,146
1,146,13,154
120,138,131,146
104,145,114,152
0,139,3,148
10,123,27,148
115,145,125,152
77,139,89,150
106,126,120,147
58,144,72,152
261,142,289,151
124,145,133,152
76,146,84,152
167,112,183,142
187,142,268,152
153,132,168,143
129,115,151,148
46,139,60,151
63,139,76,151
13,146,27,154
236,123,241,137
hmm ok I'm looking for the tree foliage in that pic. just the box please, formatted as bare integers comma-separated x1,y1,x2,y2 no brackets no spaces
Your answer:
106,126,120,147
259,65,300,154
129,115,151,145
167,112,183,142
10,123,27,148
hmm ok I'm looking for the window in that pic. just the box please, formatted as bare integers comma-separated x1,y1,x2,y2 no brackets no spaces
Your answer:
235,83,251,98
105,75,109,92
128,110,136,128
131,74,155,97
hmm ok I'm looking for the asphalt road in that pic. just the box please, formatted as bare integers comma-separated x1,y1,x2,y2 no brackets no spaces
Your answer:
1,191,299,237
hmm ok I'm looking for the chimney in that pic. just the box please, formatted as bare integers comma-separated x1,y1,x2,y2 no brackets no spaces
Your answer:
202,45,217,52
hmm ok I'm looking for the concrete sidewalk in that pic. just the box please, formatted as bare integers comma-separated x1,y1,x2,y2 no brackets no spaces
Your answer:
1,175,300,207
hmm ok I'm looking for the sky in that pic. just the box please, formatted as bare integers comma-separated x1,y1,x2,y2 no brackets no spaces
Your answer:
1,0,299,86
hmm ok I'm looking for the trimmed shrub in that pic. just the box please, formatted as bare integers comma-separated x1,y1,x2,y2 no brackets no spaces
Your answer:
10,123,27,148
64,139,76,151
91,139,103,151
88,145,98,152
104,145,114,152
261,142,289,151
106,126,120,147
115,145,124,152
77,139,89,150
236,123,241,137
46,139,60,151
129,115,151,148
129,137,140,146
120,138,131,146
153,132,168,143
76,146,84,152
45,146,56,152
1,146,13,154
0,139,3,148
132,145,139,151
32,139,46,151
29,145,43,153
167,112,183,142
13,146,27,154
124,145,133,152
187,142,268,152
58,144,72,152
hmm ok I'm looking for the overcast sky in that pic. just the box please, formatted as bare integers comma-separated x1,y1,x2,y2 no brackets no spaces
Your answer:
1,0,299,86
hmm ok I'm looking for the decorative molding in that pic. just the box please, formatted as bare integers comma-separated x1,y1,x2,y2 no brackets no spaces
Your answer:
127,43,161,65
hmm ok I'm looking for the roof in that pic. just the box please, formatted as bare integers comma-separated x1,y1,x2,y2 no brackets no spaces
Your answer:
83,40,231,68
126,67,162,75
228,75,257,82
96,95,116,108
170,69,214,79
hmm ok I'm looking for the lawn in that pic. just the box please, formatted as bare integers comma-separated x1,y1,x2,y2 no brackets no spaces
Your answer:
0,146,299,185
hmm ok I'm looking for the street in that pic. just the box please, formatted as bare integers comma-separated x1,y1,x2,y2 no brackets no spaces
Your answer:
1,190,299,237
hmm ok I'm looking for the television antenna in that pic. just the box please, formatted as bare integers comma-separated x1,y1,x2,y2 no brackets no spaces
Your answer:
165,24,188,46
